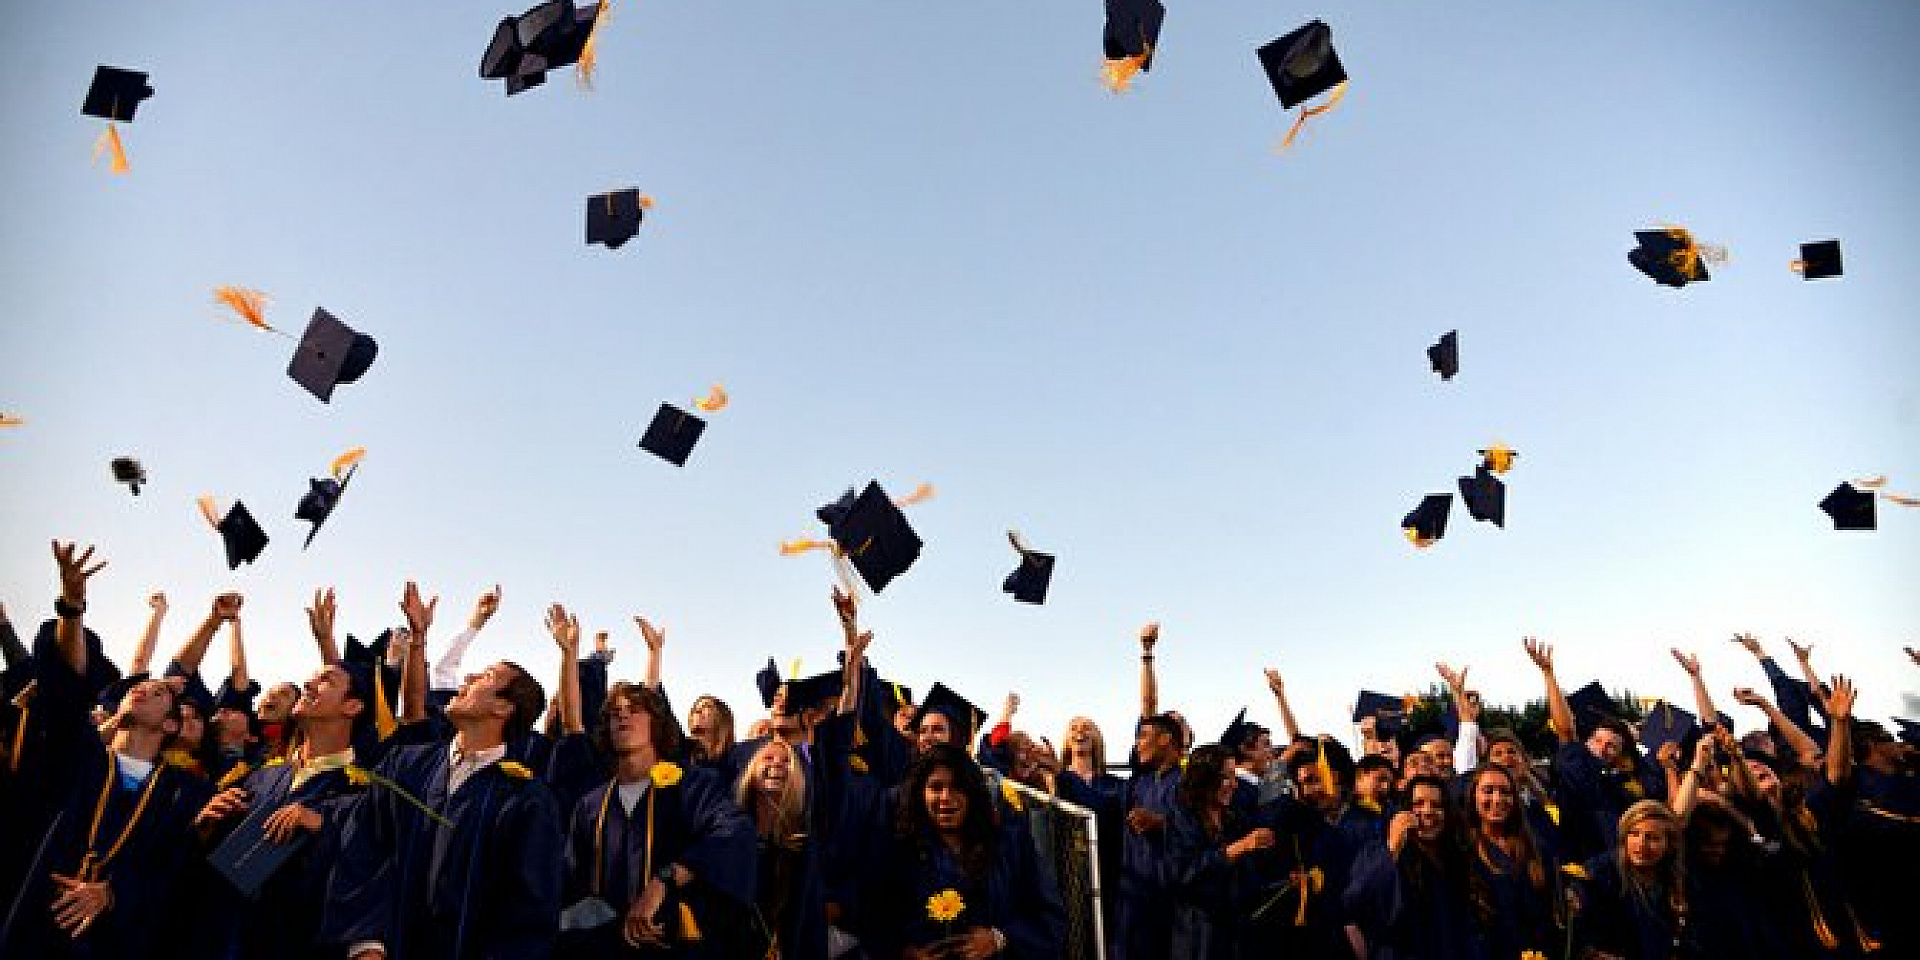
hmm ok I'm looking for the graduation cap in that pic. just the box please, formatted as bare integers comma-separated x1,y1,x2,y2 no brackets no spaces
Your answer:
1792,240,1842,280
808,482,925,594
342,632,400,739
786,670,844,712
587,188,651,249
1002,530,1055,604
1819,482,1876,531
110,457,147,496
755,658,783,710
1257,20,1348,148
1895,718,1919,748
638,403,706,466
1401,493,1451,548
162,661,218,717
199,498,268,570
82,66,153,122
1101,0,1165,92
480,0,605,94
1428,330,1459,381
287,308,378,404
1220,708,1268,752
1457,466,1505,527
913,682,986,744
1638,700,1701,755
883,679,915,710
1565,681,1624,734
1353,690,1407,738
295,448,365,549
1629,228,1716,288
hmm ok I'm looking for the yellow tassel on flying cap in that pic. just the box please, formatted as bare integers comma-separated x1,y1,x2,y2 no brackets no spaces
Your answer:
1101,54,1149,93
789,659,802,681
212,286,277,333
1883,493,1920,507
1404,527,1435,549
894,482,935,507
1853,475,1887,488
1480,443,1518,475
576,1,612,90
0,414,23,427
331,446,367,481
197,496,224,529
1278,80,1349,152
93,122,130,174
692,383,728,413
780,539,838,556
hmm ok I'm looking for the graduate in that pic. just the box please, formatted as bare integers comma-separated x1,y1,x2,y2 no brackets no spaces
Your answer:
1571,800,1704,959
1115,711,1183,960
686,694,736,771
1459,764,1560,958
1525,638,1664,863
2,542,213,959
189,658,380,960
559,681,761,959
861,744,1065,958
1341,775,1483,960
325,584,564,960
1166,744,1275,960
1254,738,1366,956
736,737,828,960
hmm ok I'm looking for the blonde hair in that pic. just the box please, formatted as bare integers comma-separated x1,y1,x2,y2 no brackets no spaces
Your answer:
1615,800,1688,922
1062,716,1108,775
736,738,808,841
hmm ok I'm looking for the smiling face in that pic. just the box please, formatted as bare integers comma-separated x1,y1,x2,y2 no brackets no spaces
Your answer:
123,678,180,734
1410,783,1447,842
446,662,518,728
1355,766,1394,806
258,682,299,723
1421,739,1455,778
689,700,715,738
893,701,917,736
292,665,363,724
1487,739,1523,771
917,712,953,754
1474,769,1516,826
1587,726,1626,766
1745,758,1781,799
1624,817,1673,870
1213,757,1238,809
923,765,969,832
1134,722,1173,768
753,740,792,795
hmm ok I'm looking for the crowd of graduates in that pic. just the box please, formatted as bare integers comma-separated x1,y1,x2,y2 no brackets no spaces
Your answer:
1,539,1916,960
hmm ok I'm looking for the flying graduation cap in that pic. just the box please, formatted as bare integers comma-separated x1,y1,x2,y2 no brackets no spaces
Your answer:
1457,465,1505,527
783,481,930,595
1629,227,1724,288
198,496,268,570
110,457,147,496
587,188,653,249
1402,493,1451,548
1101,0,1165,93
1427,330,1459,381
638,385,726,466
289,309,379,404
480,1,609,94
1791,240,1843,280
295,447,366,548
1821,482,1876,530
82,66,152,174
1002,530,1054,604
1257,20,1349,150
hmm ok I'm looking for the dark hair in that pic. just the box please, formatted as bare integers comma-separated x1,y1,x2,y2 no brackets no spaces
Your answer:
1355,754,1395,777
1397,774,1472,907
1230,723,1270,763
496,661,547,744
1137,713,1181,741
1176,745,1236,832
1284,737,1355,790
594,682,684,761
896,745,998,885
1462,765,1548,892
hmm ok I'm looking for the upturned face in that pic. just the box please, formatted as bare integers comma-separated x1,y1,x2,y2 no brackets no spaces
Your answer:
258,682,300,722
1067,717,1097,753
1487,740,1523,770
924,766,968,831
212,707,251,745
292,665,356,722
1745,759,1781,799
1624,819,1672,869
446,662,516,725
605,695,654,755
176,703,206,746
1474,773,1515,825
124,678,179,732
689,700,715,738
1411,784,1447,842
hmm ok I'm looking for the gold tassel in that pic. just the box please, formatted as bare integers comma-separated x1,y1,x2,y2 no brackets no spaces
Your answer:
1852,475,1887,488
894,482,935,507
1789,259,1807,274
692,383,728,413
197,496,224,529
1315,736,1335,800
1278,81,1349,152
93,122,130,174
331,446,367,480
780,539,837,556
372,663,399,740
1803,872,1838,950
1882,493,1920,507
1404,527,1435,549
677,901,703,942
1480,443,1518,475
1101,54,1149,93
212,286,277,333
0,414,23,427
576,1,613,90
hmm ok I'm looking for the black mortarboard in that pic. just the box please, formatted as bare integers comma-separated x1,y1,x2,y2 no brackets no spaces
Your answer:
756,658,782,710
816,482,923,594
287,308,378,404
785,670,844,712
1401,493,1451,547
1896,718,1919,748
1795,240,1842,280
638,402,705,466
111,457,147,496
1457,466,1505,527
480,1,602,94
210,801,310,899
82,66,153,123
162,660,217,717
1629,230,1710,288
1257,20,1346,109
1220,708,1267,752
587,189,647,249
912,682,986,744
1565,681,1622,732
1002,531,1054,605
1819,482,1876,531
1428,330,1458,381
1638,700,1700,755
887,681,915,709
1103,0,1166,66
1353,690,1405,725
216,502,268,570
295,466,358,549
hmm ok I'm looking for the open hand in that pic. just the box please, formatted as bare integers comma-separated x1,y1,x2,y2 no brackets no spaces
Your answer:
1264,668,1285,698
1523,637,1554,672
1731,633,1763,658
306,588,337,644
1670,648,1701,677
546,604,580,651
1730,687,1765,708
634,616,665,653
52,541,108,605
1786,638,1814,664
1827,675,1856,719
400,582,438,637
50,874,112,937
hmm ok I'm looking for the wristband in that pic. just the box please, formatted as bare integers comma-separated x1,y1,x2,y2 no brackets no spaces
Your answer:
55,596,87,619
990,928,1008,953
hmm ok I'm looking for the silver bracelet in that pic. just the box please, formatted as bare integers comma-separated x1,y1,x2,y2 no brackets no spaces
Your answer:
990,928,1007,953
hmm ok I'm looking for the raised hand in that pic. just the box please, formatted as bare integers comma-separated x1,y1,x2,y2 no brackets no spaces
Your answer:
1388,811,1417,854
1139,621,1160,652
634,616,665,653
468,584,502,631
546,604,581,651
306,588,338,643
1827,675,1856,719
1786,638,1814,664
1436,662,1469,691
148,592,168,616
1523,636,1554,673
1730,687,1766,708
1670,648,1701,677
400,582,438,637
52,540,108,604
830,585,859,636
1002,692,1021,722
1264,668,1285,698
594,630,614,662
847,629,873,662
1731,633,1764,659
211,592,244,623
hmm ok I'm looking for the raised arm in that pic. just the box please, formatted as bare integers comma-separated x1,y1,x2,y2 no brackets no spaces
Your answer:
1730,686,1821,768
173,592,241,675
307,587,341,665
1138,621,1160,718
1784,639,1830,715
51,541,108,674
129,592,167,675
548,604,584,734
636,615,665,692
1263,668,1302,743
1437,663,1481,771
1672,736,1714,819
1669,648,1719,731
398,625,427,724
432,584,500,691
1825,676,1855,788
0,601,24,669
838,628,871,716
1525,637,1576,744
226,613,250,694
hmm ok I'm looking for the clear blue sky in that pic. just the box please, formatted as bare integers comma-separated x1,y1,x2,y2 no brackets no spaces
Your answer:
3,0,1916,750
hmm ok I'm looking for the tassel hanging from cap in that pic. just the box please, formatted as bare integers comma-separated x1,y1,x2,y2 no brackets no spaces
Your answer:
677,902,703,942
197,495,224,529
576,1,613,90
371,663,399,740
1102,54,1149,93
93,122,130,174
212,286,289,336
1278,81,1348,152
692,383,728,413
780,539,839,557
894,482,935,507
331,446,367,481
1883,493,1920,507
0,414,23,427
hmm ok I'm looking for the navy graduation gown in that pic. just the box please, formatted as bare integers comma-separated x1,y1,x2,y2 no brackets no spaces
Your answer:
1165,806,1254,960
327,743,564,960
863,821,1066,959
1572,853,1706,960
1468,836,1560,960
1342,841,1485,960
559,766,759,959
1115,761,1181,960
1550,742,1665,864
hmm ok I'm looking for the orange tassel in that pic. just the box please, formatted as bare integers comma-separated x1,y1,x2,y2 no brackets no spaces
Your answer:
692,383,728,413
780,539,837,556
197,496,224,529
894,482,935,507
1852,475,1887,488
330,446,367,480
576,1,612,90
1883,493,1920,507
677,902,703,942
0,414,23,428
1102,54,1149,93
93,122,130,174
213,286,276,333
1278,81,1349,152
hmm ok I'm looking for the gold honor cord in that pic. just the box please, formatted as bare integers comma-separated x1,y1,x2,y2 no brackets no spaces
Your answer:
1279,81,1349,152
80,750,165,883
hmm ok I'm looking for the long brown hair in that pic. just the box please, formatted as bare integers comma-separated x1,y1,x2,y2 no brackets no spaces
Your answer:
688,694,736,764
1463,765,1548,892
593,682,684,762
735,738,808,843
1615,800,1688,927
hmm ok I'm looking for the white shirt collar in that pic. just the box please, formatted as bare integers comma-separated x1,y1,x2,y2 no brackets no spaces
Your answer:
447,742,509,793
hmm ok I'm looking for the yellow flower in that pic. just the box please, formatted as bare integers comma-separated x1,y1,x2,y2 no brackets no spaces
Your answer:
926,889,966,924
849,755,870,774
344,765,372,787
1001,781,1025,812
264,756,288,768
1522,951,1548,960
1561,863,1587,880
497,761,533,781
1544,802,1561,827
1306,866,1325,893
649,761,683,788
